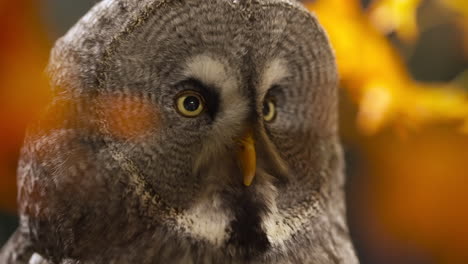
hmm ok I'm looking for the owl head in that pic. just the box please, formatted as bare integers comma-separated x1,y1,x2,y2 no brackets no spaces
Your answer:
18,0,355,262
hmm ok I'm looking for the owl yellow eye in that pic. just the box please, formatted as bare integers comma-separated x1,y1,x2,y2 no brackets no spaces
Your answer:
263,99,276,122
175,91,205,117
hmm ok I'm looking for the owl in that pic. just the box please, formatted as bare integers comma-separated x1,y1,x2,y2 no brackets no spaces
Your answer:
0,0,358,263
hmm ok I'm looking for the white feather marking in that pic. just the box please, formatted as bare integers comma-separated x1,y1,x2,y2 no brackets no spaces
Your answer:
176,195,230,247
29,253,47,264
264,202,323,247
263,205,293,251
184,54,237,94
258,58,290,99
260,178,322,250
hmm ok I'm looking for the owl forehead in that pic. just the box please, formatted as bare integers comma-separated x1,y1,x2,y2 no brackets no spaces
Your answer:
106,0,335,90
184,54,289,99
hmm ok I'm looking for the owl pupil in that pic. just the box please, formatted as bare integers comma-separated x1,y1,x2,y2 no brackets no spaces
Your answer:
184,96,200,112
263,102,270,116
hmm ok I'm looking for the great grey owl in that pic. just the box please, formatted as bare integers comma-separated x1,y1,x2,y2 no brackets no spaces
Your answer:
0,0,358,263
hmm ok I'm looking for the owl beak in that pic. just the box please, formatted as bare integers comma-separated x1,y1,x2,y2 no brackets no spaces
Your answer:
237,130,256,187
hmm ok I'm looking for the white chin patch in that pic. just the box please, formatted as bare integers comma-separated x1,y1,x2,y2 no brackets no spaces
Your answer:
29,253,48,264
176,194,231,247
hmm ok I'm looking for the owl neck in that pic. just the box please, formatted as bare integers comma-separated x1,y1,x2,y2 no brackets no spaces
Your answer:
166,171,352,262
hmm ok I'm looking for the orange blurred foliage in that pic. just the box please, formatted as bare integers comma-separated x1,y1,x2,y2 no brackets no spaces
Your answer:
370,0,421,42
365,128,468,262
0,0,50,212
308,0,468,135
308,0,468,262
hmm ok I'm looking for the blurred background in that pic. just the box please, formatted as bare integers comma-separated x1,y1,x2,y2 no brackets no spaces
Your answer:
0,0,467,263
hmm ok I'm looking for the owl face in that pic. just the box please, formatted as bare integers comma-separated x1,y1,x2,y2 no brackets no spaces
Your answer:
85,0,337,250
23,0,346,261
91,0,338,246
98,0,336,187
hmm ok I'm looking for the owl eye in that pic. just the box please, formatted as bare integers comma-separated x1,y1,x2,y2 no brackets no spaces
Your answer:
175,91,206,117
263,98,276,122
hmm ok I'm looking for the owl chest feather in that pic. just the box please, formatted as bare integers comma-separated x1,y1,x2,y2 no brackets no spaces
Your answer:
22,182,346,264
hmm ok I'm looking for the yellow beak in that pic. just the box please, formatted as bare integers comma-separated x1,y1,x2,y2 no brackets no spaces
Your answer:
237,129,256,186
